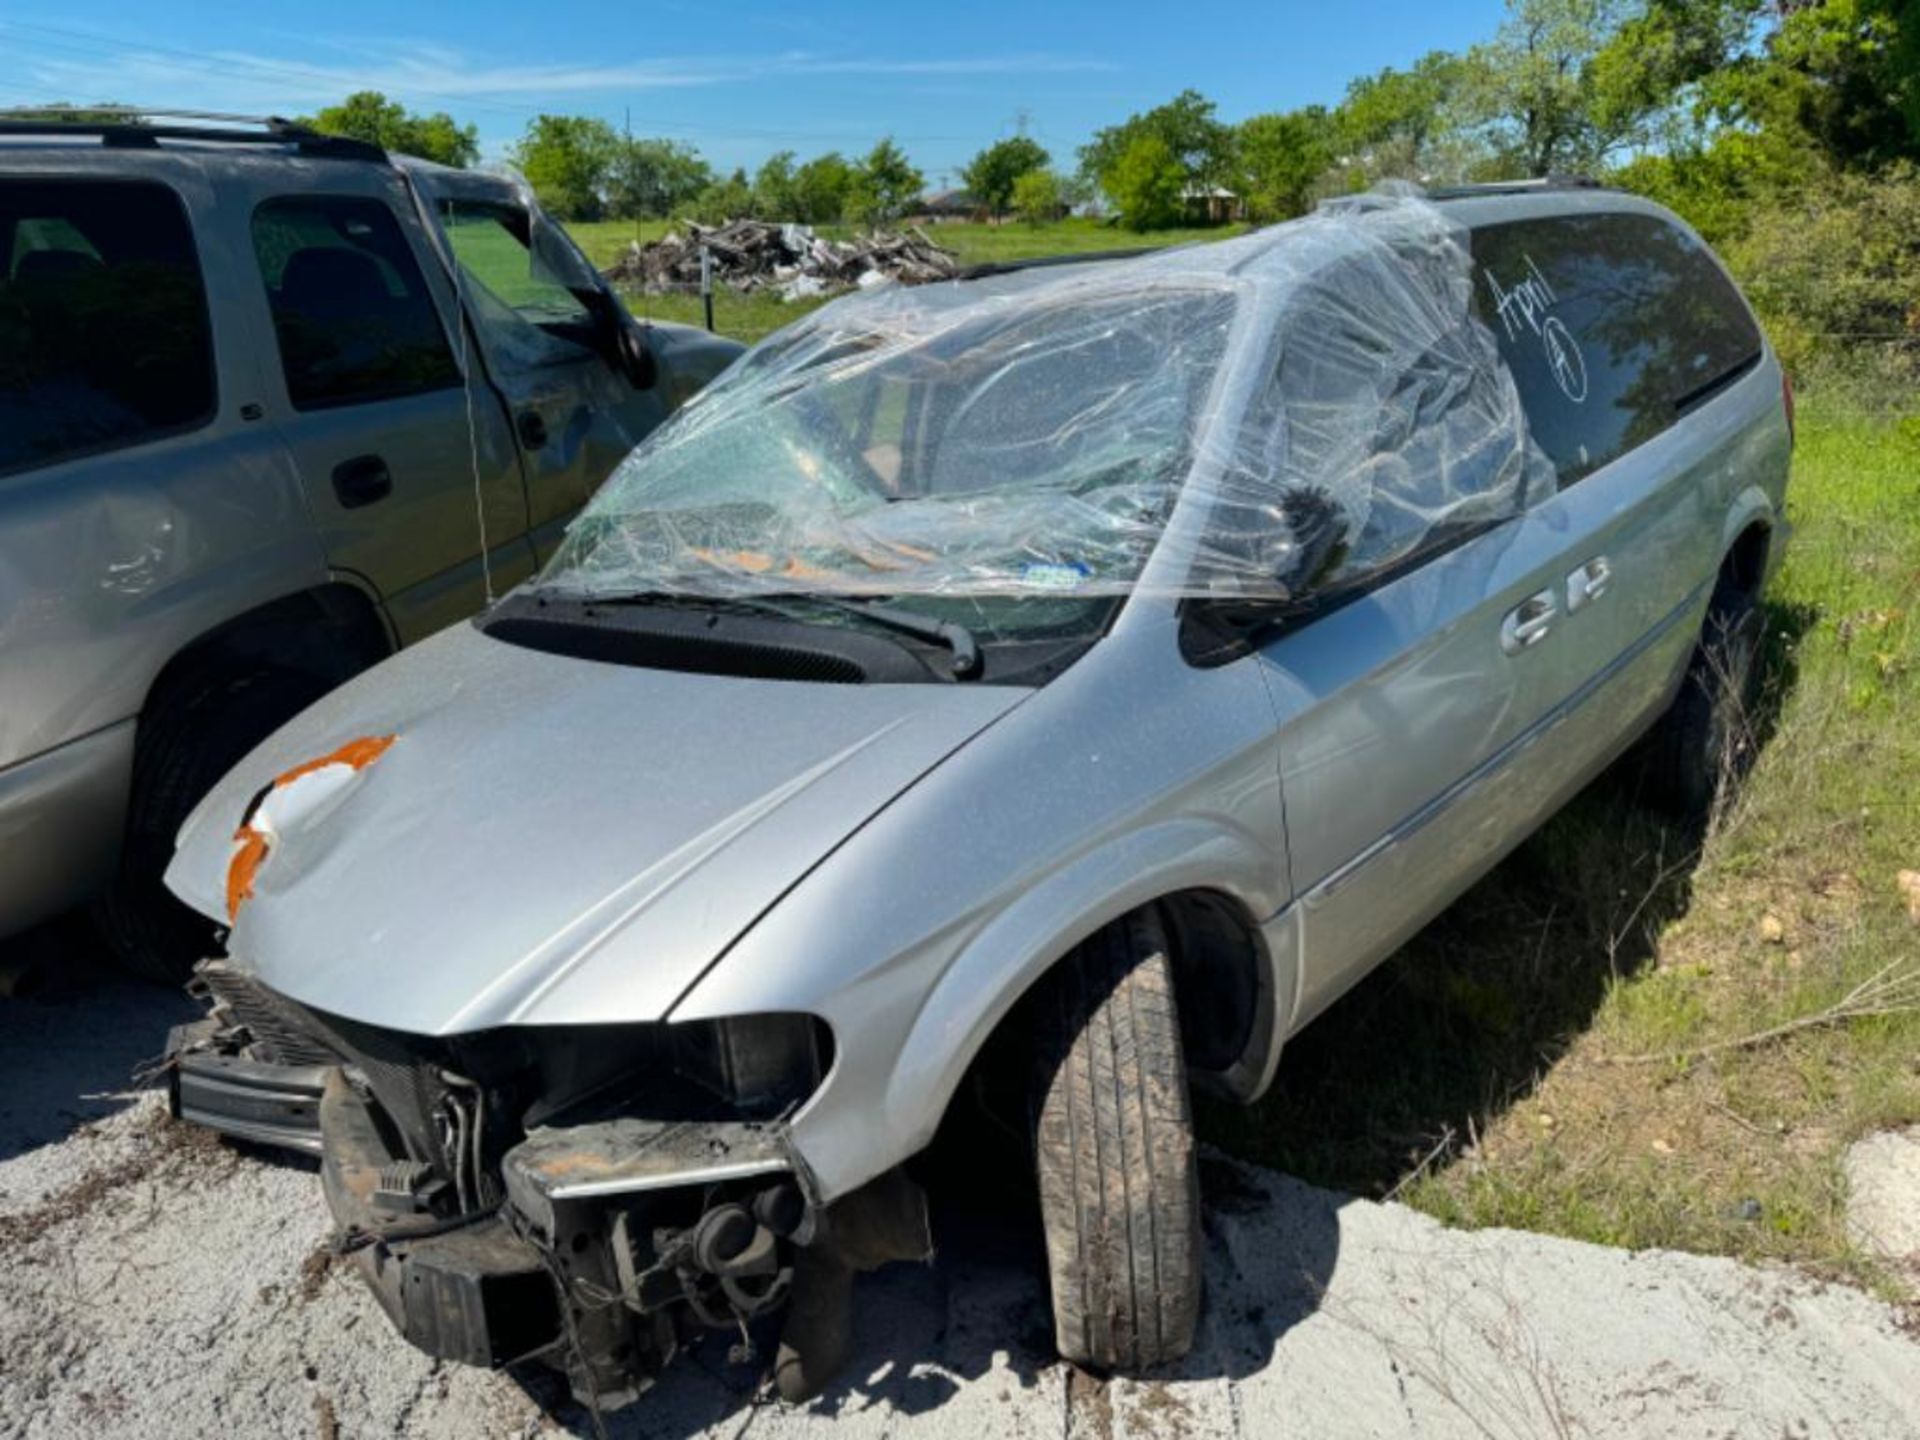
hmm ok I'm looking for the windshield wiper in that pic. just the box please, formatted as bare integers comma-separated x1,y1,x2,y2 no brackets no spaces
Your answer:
543,588,984,680
788,595,984,680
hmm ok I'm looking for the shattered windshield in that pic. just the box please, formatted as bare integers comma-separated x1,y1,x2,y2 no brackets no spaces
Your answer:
543,283,1236,629
540,192,1553,640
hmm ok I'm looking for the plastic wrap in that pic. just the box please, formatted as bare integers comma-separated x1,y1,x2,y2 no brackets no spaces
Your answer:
542,191,1554,607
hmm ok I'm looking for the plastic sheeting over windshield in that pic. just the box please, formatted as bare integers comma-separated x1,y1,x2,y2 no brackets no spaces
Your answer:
543,191,1554,606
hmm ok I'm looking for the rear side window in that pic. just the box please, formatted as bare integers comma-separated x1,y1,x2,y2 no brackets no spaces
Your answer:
1470,213,1763,485
0,179,215,476
251,196,460,411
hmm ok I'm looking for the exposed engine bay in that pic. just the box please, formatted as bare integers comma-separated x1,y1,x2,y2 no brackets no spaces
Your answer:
167,961,929,1409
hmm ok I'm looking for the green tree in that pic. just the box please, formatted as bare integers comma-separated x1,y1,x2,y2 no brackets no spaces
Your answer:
1011,168,1065,225
752,151,801,219
1698,0,1919,170
1081,89,1236,197
1237,107,1335,221
844,137,925,226
962,135,1051,217
511,115,621,221
1331,50,1475,184
678,168,754,224
608,138,712,219
306,91,478,167
1106,134,1187,231
792,152,855,224
1457,0,1652,177
17,101,144,125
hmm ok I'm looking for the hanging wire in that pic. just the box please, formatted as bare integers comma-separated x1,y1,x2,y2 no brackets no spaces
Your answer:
446,199,497,606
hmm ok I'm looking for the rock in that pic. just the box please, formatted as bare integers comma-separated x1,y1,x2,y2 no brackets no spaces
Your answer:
1844,1125,1920,1264
1896,869,1920,926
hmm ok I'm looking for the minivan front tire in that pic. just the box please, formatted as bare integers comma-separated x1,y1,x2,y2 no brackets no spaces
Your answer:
1031,908,1202,1371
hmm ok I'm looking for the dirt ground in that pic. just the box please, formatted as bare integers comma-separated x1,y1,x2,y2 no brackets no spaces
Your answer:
2,944,1917,1440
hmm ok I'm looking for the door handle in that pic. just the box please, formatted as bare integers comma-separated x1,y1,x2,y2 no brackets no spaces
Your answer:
1500,590,1557,654
516,409,549,450
330,454,391,509
1566,555,1612,611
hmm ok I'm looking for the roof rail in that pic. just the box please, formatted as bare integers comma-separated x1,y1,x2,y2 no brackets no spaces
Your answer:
1424,174,1610,200
0,107,386,163
956,246,1161,282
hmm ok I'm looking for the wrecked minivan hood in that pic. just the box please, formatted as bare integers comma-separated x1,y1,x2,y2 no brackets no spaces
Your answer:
165,620,1026,1034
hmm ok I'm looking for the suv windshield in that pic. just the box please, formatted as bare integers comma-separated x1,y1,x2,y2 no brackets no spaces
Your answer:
541,283,1236,639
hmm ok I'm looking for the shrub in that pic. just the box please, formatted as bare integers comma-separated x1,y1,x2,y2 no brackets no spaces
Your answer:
1724,163,1920,390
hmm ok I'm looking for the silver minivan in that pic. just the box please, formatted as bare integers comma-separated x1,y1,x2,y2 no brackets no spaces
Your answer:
163,183,1790,1409
0,111,739,978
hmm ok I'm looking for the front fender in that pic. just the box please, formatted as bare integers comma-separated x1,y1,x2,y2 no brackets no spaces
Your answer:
883,817,1285,1151
670,615,1291,1201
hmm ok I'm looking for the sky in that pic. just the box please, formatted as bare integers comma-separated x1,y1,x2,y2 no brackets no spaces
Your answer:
1,1,1511,184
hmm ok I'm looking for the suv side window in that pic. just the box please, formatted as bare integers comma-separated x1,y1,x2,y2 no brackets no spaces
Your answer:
436,200,597,371
251,196,460,411
1470,212,1764,486
0,179,215,477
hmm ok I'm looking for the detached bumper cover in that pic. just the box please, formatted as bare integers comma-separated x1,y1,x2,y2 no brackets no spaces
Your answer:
166,1020,326,1153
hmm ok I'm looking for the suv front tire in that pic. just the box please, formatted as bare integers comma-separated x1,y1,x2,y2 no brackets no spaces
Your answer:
95,667,330,983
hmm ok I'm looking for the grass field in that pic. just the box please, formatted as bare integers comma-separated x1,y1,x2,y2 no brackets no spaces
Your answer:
573,216,1919,1288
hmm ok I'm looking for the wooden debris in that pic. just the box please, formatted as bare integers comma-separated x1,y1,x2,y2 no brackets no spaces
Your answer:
603,219,959,298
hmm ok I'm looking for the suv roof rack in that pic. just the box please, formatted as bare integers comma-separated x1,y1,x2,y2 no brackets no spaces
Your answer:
956,246,1161,282
0,106,386,163
1425,175,1609,201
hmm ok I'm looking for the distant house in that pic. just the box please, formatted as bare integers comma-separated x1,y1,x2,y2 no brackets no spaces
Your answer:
1180,184,1245,225
911,188,983,224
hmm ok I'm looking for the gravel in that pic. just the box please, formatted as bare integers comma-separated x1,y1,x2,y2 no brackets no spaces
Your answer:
3,964,1917,1440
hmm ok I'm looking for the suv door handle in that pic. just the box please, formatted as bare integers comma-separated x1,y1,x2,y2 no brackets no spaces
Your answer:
331,454,392,509
1500,590,1557,654
516,409,549,450
1566,555,1612,612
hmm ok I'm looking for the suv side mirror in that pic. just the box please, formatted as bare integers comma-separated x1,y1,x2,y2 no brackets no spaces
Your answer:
615,316,658,390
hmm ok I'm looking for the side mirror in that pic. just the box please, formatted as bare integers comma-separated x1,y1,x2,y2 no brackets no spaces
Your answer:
615,317,658,390
1178,487,1350,667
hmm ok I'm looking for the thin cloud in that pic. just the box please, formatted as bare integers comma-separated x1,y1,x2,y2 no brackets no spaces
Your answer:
8,31,1115,115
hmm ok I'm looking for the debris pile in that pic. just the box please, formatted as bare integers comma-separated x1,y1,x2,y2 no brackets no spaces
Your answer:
603,220,959,299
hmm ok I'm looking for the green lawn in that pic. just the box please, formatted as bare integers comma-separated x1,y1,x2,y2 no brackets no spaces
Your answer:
1205,395,1920,1292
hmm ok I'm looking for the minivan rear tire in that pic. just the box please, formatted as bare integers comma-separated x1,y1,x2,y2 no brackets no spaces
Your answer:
95,668,330,984
1031,908,1202,1371
1642,583,1764,817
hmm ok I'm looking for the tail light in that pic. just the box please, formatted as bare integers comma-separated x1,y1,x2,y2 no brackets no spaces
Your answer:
1781,370,1796,448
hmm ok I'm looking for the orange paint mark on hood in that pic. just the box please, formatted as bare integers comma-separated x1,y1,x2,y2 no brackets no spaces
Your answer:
271,734,396,789
224,734,396,923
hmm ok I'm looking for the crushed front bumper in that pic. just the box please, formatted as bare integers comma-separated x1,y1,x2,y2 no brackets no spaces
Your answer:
164,969,931,1409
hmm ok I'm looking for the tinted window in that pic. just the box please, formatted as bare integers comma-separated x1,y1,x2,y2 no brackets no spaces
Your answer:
0,180,215,476
252,196,459,410
1470,213,1763,485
